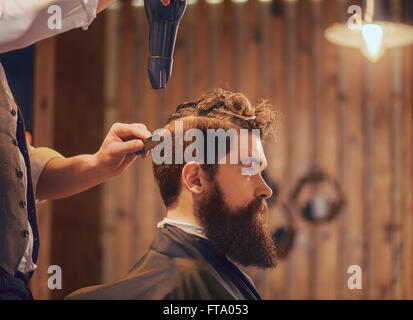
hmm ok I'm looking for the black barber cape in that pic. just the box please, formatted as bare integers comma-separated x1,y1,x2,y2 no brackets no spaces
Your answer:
66,224,262,300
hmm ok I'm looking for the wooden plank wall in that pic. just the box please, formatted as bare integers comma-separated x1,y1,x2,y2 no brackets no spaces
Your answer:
32,0,413,299
36,15,107,300
400,0,413,299
31,38,56,300
336,0,365,300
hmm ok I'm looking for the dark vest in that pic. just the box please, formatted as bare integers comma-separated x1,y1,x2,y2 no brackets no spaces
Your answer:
0,64,39,277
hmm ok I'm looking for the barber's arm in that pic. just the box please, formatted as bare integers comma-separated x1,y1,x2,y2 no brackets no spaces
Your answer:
0,0,116,54
35,123,152,201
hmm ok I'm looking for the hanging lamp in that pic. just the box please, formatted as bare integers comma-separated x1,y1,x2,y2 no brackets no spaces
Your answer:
324,0,413,62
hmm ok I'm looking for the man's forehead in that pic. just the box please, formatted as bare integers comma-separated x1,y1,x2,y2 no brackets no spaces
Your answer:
246,145,267,168
238,133,267,167
238,131,264,150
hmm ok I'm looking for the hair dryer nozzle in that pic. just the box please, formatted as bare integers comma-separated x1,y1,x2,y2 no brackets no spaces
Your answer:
148,56,173,89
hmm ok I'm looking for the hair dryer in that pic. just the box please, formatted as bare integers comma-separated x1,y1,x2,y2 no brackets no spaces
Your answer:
144,0,187,89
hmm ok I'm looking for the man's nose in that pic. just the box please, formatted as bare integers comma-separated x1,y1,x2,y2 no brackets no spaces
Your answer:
256,178,273,200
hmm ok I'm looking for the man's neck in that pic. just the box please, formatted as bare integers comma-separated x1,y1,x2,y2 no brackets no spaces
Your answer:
166,208,200,227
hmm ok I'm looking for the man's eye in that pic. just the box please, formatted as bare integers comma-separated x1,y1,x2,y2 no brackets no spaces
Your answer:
242,167,255,176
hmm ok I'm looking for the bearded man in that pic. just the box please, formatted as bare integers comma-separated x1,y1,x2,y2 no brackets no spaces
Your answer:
66,88,278,300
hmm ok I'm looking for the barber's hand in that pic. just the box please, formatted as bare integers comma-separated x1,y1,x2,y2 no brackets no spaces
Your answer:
95,122,152,178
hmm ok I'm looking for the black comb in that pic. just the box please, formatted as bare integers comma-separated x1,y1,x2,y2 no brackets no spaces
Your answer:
135,136,161,156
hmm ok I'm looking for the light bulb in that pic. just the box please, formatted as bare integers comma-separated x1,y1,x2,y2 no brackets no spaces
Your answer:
206,0,224,4
131,0,144,7
361,23,384,62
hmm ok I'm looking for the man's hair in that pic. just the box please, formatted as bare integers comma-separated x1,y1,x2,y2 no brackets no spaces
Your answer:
152,88,276,208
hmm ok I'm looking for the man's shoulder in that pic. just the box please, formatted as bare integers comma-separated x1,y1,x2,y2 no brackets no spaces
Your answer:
66,251,232,300
129,253,234,300
66,227,237,300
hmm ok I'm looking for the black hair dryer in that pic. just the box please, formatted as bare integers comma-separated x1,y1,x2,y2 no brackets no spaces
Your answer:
144,0,187,89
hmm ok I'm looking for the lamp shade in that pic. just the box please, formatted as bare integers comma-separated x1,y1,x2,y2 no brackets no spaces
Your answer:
325,21,413,49
325,21,413,62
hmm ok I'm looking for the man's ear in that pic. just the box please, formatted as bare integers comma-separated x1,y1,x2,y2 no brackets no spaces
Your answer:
181,161,207,195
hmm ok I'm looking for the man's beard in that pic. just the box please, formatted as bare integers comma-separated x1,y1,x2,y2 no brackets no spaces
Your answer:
195,181,277,268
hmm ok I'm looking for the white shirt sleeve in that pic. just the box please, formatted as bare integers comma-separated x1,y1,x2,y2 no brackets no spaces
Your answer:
0,0,99,54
